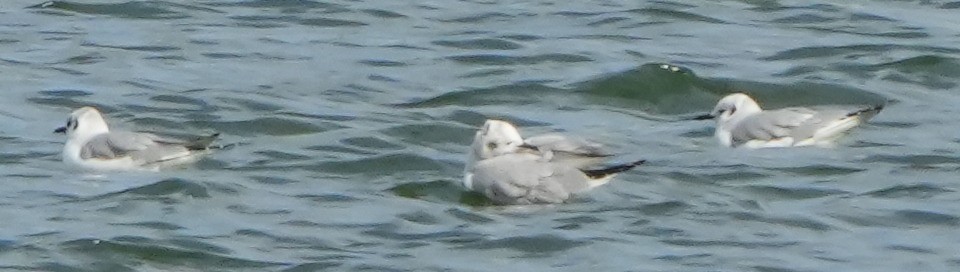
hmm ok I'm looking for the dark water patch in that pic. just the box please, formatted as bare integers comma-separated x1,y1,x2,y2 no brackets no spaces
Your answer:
254,150,311,160
357,59,406,67
726,211,833,231
311,153,452,175
762,44,960,61
859,154,960,166
362,223,483,242
866,55,960,89
82,43,180,52
228,204,290,215
395,82,565,108
447,53,592,66
340,136,404,151
432,38,523,50
456,234,587,254
587,16,631,26
864,183,955,199
111,221,184,230
299,17,367,27
294,193,360,203
499,34,542,41
218,96,282,112
446,208,495,224
799,27,929,39
892,209,959,226
202,52,244,59
0,151,59,165
577,63,719,115
54,53,106,65
771,165,863,176
552,11,607,17
38,89,93,98
380,123,475,147
457,68,513,78
437,12,516,23
850,12,896,22
626,8,726,24
187,117,339,136
304,145,378,156
743,185,850,200
389,180,486,205
28,1,191,19
362,9,406,18
662,238,798,248
885,244,935,254
941,2,960,9
67,178,211,204
397,211,440,225
664,170,770,184
772,13,838,24
698,80,887,110
61,237,286,269
562,34,648,42
204,0,340,9
639,201,691,216
143,55,188,61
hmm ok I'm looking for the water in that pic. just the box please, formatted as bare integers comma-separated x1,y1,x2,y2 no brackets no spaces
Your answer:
2,0,959,271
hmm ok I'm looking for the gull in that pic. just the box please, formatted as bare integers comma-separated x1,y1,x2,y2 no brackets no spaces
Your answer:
55,107,222,171
463,119,645,205
696,93,884,148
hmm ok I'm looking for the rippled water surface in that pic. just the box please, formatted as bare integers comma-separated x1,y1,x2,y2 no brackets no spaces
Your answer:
2,0,960,271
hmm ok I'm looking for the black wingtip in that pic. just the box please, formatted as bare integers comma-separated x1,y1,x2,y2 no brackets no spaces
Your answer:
581,159,646,179
846,104,885,118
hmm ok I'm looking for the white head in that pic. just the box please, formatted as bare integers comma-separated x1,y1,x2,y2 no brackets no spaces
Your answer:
708,93,763,147
55,107,110,141
469,119,525,162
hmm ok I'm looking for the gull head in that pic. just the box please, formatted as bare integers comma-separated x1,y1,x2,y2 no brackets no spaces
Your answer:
470,119,525,161
709,93,762,122
708,93,763,147
54,107,110,140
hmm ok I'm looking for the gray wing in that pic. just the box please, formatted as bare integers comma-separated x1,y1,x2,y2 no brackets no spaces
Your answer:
80,131,216,164
734,106,876,142
524,133,611,168
733,108,816,142
470,153,592,204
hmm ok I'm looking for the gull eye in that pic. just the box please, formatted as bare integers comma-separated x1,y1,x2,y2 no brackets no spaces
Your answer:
487,142,498,150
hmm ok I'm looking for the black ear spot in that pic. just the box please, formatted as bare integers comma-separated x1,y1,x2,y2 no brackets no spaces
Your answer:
729,106,737,115
487,142,497,150
71,118,79,130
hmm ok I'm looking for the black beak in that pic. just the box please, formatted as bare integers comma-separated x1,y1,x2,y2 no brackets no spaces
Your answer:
54,127,66,134
691,113,715,120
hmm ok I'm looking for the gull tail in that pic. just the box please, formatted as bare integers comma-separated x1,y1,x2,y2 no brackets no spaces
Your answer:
582,160,646,179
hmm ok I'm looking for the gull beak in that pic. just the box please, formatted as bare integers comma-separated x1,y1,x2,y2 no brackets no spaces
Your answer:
691,113,715,120
54,127,67,134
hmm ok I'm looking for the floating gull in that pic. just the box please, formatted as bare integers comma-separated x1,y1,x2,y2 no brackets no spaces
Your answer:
463,119,644,205
55,107,222,171
696,93,883,148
